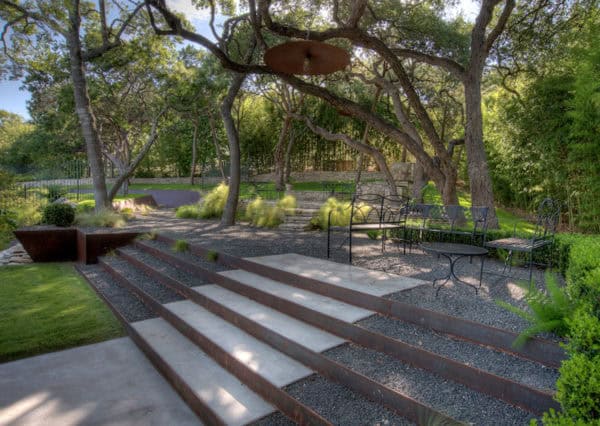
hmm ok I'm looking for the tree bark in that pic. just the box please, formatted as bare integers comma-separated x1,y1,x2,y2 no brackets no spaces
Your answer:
283,124,295,184
209,113,226,181
464,74,499,227
274,115,292,191
220,72,246,226
411,163,427,202
66,1,109,212
190,119,199,185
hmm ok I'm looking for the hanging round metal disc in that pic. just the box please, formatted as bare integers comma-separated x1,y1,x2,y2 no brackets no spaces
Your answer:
264,40,350,75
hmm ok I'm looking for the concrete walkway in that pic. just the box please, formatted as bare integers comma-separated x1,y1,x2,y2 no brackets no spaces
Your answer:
0,338,201,426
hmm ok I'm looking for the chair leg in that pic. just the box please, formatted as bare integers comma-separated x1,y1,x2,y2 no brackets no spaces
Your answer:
528,251,534,287
348,233,352,264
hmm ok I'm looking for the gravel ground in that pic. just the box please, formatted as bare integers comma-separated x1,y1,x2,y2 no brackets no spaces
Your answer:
102,256,184,304
252,374,412,426
119,246,215,288
324,343,534,426
359,314,558,391
78,264,155,322
126,210,559,337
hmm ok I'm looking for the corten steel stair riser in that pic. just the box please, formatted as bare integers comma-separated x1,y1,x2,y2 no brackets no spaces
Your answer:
114,248,458,425
154,234,564,369
134,239,559,415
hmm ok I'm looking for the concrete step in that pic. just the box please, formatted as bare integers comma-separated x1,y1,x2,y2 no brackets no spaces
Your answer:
244,253,424,296
218,269,374,323
192,284,346,353
164,300,314,388
132,318,276,426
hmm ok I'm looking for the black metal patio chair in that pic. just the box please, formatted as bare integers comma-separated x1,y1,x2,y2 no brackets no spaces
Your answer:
326,193,409,263
484,198,561,283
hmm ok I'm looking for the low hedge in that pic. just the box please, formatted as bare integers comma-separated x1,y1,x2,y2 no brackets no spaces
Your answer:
538,234,600,425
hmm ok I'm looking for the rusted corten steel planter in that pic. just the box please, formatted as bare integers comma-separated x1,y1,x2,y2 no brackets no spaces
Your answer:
15,227,138,264
77,229,139,264
14,227,78,262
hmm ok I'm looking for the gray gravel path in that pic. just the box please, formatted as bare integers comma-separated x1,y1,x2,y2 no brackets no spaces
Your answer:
102,256,184,304
359,314,558,391
119,246,215,288
252,374,413,426
324,343,534,426
78,264,155,322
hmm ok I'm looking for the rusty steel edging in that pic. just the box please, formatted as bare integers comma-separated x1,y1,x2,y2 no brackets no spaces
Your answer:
74,264,225,426
101,257,331,426
119,249,460,426
136,241,559,415
156,234,564,368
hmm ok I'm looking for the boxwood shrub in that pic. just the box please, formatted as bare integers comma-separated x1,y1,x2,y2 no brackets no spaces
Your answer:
42,203,75,227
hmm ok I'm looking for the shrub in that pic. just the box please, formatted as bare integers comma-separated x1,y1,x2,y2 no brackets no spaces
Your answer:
175,204,202,219
199,183,229,219
0,211,17,250
496,273,575,347
565,237,600,313
565,306,600,358
75,209,125,228
46,185,66,202
42,203,75,227
172,239,189,252
245,197,285,228
555,353,600,421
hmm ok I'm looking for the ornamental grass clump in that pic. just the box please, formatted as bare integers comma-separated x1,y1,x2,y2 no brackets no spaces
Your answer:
315,197,372,229
172,239,189,252
276,194,297,213
199,183,229,219
175,203,202,219
75,209,125,228
245,197,285,228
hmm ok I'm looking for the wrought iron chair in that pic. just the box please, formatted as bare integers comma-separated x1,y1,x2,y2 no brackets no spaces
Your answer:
484,198,561,283
326,193,408,263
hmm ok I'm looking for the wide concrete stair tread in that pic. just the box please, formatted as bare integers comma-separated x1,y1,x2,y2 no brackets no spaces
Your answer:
245,253,424,296
164,300,314,387
219,269,374,323
192,284,347,353
131,318,275,426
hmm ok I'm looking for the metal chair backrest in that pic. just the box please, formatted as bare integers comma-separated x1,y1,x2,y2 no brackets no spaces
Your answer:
534,198,561,241
382,195,410,223
351,193,384,224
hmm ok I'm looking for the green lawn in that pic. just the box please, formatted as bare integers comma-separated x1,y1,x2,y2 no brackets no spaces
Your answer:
0,263,124,362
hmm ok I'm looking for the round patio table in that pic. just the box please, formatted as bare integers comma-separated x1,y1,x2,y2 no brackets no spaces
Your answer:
420,242,488,295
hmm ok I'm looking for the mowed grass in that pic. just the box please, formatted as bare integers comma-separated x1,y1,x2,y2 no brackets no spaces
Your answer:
0,264,124,362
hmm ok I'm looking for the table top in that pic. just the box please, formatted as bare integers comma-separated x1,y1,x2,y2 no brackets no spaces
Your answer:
420,242,488,256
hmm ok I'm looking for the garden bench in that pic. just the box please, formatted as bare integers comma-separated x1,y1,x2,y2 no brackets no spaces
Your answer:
399,204,489,253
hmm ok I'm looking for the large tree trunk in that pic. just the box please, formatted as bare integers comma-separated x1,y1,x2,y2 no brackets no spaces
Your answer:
209,113,226,181
283,125,295,184
411,162,427,202
190,120,198,185
67,2,109,212
220,72,246,226
464,74,499,228
274,115,292,191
